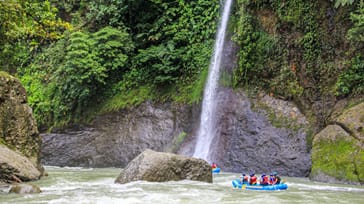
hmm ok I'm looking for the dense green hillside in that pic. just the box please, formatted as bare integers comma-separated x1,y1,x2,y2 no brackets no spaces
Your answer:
1,0,363,131
233,0,364,130
1,0,219,129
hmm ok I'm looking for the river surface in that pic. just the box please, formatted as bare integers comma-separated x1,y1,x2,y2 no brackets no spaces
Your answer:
1,166,364,204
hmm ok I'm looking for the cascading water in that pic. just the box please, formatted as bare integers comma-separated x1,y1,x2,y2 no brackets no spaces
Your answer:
192,0,233,161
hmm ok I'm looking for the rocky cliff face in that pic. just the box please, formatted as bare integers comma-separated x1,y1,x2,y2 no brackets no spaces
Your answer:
42,88,312,177
0,71,43,183
311,102,364,184
41,102,199,167
180,88,311,177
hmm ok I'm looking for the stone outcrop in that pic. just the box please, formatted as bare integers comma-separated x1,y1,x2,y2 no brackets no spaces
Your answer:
311,102,364,185
115,149,212,184
0,72,43,183
41,102,198,167
0,145,42,182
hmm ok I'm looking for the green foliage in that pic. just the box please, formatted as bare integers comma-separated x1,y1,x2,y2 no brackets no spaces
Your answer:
133,43,182,86
333,0,355,8
130,0,218,88
174,64,209,104
0,0,71,73
347,1,364,43
93,26,135,82
275,0,321,82
335,55,364,96
0,0,71,41
21,27,134,128
86,0,128,29
269,66,304,98
100,86,155,114
272,0,308,26
52,31,105,123
12,0,364,132
232,3,279,88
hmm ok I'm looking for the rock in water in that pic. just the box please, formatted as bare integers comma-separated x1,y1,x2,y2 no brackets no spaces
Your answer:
9,183,41,194
0,144,42,182
115,149,212,184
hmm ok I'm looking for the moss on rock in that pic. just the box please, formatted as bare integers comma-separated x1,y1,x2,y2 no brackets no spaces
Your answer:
0,72,43,177
312,137,358,182
311,102,364,184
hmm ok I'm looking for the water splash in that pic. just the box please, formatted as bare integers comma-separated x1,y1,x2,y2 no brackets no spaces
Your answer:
193,0,233,161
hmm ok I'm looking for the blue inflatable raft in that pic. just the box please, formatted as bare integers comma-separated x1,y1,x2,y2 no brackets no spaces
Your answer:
232,179,288,191
212,167,221,174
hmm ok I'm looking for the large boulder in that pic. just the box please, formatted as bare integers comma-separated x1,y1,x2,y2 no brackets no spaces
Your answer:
310,102,364,185
0,144,42,182
0,72,43,183
115,149,212,184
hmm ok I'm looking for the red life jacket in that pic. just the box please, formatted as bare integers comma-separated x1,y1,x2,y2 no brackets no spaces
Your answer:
261,176,269,185
250,176,257,184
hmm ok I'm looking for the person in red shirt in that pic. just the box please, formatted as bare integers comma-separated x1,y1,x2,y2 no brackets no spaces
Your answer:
249,173,257,185
211,162,217,169
260,174,269,186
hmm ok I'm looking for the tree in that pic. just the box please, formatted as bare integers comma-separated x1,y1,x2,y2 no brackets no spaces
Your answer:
0,0,71,73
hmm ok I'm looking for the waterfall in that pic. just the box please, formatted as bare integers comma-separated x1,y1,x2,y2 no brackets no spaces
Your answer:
192,0,233,161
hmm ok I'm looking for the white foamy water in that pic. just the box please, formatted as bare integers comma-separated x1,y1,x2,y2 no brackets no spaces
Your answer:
193,0,233,161
1,167,364,204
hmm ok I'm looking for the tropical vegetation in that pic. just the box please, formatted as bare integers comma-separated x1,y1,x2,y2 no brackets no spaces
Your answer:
1,0,363,130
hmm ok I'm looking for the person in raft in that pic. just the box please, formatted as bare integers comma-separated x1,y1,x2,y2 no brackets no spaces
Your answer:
249,173,257,185
269,173,275,184
211,162,217,169
240,173,249,184
260,174,269,186
270,172,281,185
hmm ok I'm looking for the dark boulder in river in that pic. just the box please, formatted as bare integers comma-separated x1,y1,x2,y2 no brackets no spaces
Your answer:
115,149,212,184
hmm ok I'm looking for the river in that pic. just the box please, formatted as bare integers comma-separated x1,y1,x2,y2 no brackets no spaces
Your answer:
1,166,364,204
